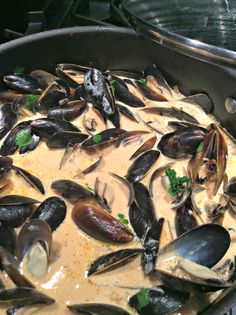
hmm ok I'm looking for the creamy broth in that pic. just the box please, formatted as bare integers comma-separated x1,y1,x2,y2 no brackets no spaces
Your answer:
0,75,235,315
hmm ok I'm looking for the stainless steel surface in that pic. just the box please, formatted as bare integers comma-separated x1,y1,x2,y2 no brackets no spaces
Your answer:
121,0,236,68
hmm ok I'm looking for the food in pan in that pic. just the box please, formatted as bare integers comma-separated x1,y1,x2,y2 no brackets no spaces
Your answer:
0,63,234,314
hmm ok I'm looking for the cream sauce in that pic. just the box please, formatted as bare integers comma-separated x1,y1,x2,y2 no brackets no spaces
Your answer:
0,83,235,315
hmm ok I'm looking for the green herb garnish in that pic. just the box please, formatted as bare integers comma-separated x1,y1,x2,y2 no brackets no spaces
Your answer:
85,183,94,193
166,168,190,196
118,213,129,226
136,288,150,309
137,78,146,84
109,79,116,94
15,129,33,148
25,94,38,114
14,66,25,74
92,134,102,144
196,142,204,153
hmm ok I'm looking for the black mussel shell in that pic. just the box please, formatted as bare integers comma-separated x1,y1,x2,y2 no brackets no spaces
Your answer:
82,128,126,149
30,69,58,89
46,131,88,149
0,156,13,179
175,202,198,237
51,179,94,204
16,219,52,262
84,68,116,116
67,303,131,315
225,177,236,197
181,93,214,114
19,134,41,155
11,165,45,194
0,103,17,140
48,100,87,121
133,182,156,225
0,202,35,228
158,128,205,159
142,218,164,276
0,221,16,256
112,77,145,108
130,136,156,160
108,108,120,128
0,195,40,206
158,224,230,268
0,287,55,306
129,202,148,239
156,269,231,293
6,305,23,315
126,150,160,183
144,64,172,93
118,104,139,123
87,248,142,276
0,121,32,156
56,63,88,88
3,74,43,94
31,196,67,232
129,286,190,315
31,118,79,138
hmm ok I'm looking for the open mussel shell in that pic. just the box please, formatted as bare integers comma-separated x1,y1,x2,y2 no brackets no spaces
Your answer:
0,156,13,179
31,118,79,138
11,165,45,195
0,246,34,288
16,219,52,262
0,103,17,140
110,173,135,207
3,73,43,94
126,150,160,183
67,303,131,315
156,269,231,293
30,69,58,88
31,196,67,232
87,248,142,276
129,286,190,315
175,202,198,237
129,136,156,160
56,63,88,88
157,224,230,268
81,128,125,149
46,131,88,149
0,287,55,306
0,120,32,156
117,104,139,123
51,179,94,204
72,198,133,243
47,100,87,121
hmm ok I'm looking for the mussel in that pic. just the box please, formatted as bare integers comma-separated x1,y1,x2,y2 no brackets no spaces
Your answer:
72,198,133,243
31,196,67,231
0,103,17,140
46,131,88,149
126,150,160,183
0,156,13,179
3,73,43,94
47,99,87,121
68,303,131,315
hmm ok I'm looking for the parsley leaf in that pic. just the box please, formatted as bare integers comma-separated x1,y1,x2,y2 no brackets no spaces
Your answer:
14,66,25,74
118,213,129,226
92,134,102,144
166,168,190,196
136,288,150,309
196,142,204,153
25,94,38,114
109,79,116,94
137,78,146,84
15,129,33,148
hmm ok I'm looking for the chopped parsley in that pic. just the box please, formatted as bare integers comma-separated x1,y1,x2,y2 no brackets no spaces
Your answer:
15,129,33,148
92,134,102,144
14,66,25,74
109,79,116,94
85,183,94,193
136,288,150,308
118,213,129,226
196,142,204,153
166,168,190,197
137,78,146,84
25,94,38,114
